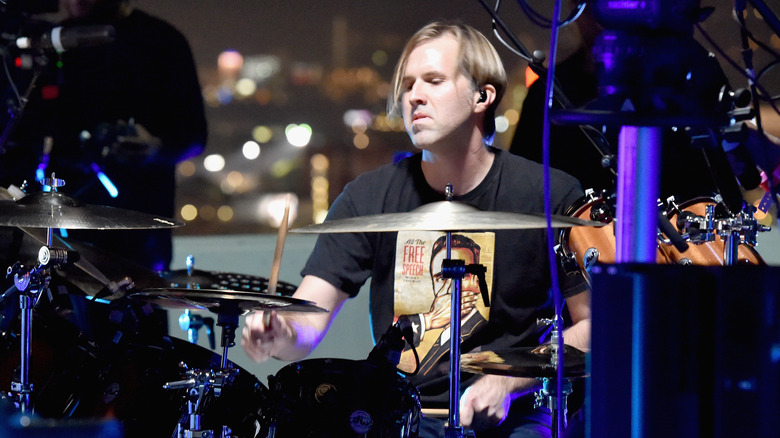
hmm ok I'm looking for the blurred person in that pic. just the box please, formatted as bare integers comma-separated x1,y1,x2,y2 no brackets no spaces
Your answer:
0,0,207,272
243,20,590,438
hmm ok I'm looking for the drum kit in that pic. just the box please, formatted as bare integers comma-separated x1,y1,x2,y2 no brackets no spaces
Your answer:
0,175,769,437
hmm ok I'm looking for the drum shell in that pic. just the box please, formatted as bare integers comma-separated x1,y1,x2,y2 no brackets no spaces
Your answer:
661,198,765,265
266,358,420,438
562,195,668,279
0,296,266,437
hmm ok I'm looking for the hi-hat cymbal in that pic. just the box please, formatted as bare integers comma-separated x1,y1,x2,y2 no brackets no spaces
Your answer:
461,344,587,378
0,191,183,229
131,288,328,316
291,201,604,233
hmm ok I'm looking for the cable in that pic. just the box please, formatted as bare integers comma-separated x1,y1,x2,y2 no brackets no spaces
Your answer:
516,0,586,29
695,23,780,118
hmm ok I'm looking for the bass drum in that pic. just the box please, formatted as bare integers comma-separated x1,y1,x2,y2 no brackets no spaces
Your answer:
660,197,765,265
559,191,669,283
0,294,266,437
265,358,420,437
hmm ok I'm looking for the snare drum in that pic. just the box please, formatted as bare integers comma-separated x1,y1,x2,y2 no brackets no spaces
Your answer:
660,197,765,266
266,358,420,437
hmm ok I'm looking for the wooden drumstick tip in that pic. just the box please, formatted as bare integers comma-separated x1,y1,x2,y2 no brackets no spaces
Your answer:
268,196,291,296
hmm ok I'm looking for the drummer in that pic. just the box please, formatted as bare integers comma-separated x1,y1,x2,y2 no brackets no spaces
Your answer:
242,20,591,437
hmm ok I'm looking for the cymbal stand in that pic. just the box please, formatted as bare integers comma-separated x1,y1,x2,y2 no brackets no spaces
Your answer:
534,318,573,438
166,309,241,437
5,235,71,414
441,247,467,438
6,261,46,414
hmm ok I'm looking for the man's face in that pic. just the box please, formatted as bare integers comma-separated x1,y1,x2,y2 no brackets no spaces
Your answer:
401,35,478,151
431,246,479,296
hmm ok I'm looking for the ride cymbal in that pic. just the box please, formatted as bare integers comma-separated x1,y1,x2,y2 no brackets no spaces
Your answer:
0,191,183,229
461,344,587,378
291,201,604,233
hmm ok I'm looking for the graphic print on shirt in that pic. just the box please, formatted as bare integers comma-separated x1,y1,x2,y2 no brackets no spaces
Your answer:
394,231,494,375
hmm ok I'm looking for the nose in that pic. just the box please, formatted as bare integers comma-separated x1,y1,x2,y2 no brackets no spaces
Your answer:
407,81,426,105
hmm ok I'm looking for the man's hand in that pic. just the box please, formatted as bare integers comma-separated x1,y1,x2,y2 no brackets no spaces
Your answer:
241,310,296,363
459,374,539,431
424,280,480,331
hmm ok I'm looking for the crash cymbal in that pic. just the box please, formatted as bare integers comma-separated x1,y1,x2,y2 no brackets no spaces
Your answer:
291,201,604,233
461,344,587,378
130,289,327,315
0,191,183,229
160,270,298,296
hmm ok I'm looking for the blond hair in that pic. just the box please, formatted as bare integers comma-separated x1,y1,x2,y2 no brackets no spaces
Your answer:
388,20,507,138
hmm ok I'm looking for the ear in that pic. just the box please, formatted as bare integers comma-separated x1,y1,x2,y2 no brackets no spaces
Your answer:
474,84,497,112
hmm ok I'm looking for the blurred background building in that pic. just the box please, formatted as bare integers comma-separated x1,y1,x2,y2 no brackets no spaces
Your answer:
122,0,780,235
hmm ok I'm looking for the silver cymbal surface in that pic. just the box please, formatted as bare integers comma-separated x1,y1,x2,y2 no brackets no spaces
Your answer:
131,288,328,315
0,191,183,229
291,200,605,233
461,344,587,378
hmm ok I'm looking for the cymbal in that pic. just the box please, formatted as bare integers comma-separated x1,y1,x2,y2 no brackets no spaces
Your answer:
0,191,183,229
461,344,587,378
130,289,328,315
291,201,604,233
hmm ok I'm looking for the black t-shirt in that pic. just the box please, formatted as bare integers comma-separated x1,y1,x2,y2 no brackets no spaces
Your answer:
301,147,586,404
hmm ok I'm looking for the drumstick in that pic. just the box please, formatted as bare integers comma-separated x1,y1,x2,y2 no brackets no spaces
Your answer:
264,196,291,326
421,408,449,418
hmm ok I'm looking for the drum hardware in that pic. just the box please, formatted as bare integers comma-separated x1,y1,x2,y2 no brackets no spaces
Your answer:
164,363,239,438
163,304,244,437
532,318,576,438
5,260,47,414
660,195,770,265
179,309,215,349
1,175,66,414
174,255,216,349
131,288,325,437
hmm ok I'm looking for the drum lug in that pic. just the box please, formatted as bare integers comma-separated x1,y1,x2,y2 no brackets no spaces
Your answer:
555,244,579,275
583,247,600,271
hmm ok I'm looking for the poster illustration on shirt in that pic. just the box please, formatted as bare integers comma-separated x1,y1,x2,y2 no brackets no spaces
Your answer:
394,231,495,375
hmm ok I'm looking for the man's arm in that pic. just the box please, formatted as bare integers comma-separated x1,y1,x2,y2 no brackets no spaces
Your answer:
241,274,350,362
459,287,591,430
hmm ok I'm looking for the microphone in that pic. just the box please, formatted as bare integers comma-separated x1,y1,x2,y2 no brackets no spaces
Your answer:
367,320,408,366
16,25,115,53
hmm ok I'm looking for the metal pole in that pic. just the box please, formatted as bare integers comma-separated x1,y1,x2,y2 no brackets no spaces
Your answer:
615,125,661,438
